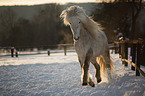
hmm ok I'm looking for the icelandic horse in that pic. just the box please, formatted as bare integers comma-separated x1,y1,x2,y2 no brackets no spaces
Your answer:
60,5,114,87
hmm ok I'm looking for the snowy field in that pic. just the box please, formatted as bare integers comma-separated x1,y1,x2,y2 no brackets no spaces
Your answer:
0,52,145,96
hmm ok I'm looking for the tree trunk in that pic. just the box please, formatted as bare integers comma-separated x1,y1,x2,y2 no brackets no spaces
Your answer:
130,0,142,40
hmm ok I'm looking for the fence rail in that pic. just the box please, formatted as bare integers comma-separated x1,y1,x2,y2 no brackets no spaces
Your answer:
115,40,145,44
1,42,145,77
0,44,74,57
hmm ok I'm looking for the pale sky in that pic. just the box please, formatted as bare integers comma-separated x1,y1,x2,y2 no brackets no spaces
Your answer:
0,0,99,6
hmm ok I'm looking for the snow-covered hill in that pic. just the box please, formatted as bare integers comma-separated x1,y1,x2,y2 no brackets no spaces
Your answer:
0,52,145,96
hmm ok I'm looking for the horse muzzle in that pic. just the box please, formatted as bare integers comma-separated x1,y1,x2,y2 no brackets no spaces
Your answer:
74,37,80,40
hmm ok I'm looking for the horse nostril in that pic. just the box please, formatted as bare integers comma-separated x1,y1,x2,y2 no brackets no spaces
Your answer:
74,37,79,40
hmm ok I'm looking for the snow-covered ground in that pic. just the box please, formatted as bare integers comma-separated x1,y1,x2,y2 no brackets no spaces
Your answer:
0,52,145,96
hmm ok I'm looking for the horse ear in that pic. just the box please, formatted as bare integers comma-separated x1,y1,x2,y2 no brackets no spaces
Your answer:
60,10,70,26
60,10,67,19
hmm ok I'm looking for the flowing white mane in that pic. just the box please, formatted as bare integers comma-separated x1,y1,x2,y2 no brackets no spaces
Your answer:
60,5,103,40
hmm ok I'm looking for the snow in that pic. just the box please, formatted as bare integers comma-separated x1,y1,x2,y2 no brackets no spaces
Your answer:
0,52,145,96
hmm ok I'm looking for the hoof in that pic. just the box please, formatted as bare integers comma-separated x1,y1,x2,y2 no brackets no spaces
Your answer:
82,83,88,86
97,78,102,83
92,84,95,87
89,82,95,87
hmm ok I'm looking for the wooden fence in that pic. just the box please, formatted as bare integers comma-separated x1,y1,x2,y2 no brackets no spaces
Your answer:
57,44,74,56
114,40,145,77
1,41,145,77
0,44,74,57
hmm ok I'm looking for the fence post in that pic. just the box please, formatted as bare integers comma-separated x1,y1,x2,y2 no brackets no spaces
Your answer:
48,50,50,56
119,44,121,58
114,43,118,54
136,43,141,76
121,43,125,65
131,44,136,71
124,43,128,66
130,45,132,56
64,45,67,56
15,51,18,57
11,47,14,57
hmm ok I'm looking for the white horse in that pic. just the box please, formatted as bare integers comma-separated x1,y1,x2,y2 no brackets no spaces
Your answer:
60,5,114,87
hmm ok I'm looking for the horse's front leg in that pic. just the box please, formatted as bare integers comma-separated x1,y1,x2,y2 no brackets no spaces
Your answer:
78,57,88,85
82,59,89,85
81,49,95,87
78,57,84,83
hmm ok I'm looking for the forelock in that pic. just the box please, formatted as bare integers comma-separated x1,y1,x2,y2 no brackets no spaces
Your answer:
60,5,84,25
66,5,84,17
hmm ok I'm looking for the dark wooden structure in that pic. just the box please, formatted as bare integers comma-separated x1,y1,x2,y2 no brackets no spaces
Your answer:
114,40,145,76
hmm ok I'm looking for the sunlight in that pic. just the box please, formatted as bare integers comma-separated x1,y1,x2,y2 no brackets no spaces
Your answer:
0,0,97,6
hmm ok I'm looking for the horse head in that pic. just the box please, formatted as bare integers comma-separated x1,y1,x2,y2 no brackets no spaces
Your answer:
60,5,86,41
69,16,81,40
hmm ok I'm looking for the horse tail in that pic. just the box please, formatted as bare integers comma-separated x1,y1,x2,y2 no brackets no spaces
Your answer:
96,56,114,75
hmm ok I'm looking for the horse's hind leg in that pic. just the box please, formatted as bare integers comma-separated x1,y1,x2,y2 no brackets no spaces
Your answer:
102,50,113,79
91,58,102,83
102,50,111,69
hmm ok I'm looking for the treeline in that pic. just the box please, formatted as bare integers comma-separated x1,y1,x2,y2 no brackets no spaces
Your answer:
93,2,145,41
0,4,73,49
0,2,144,49
93,3,130,42
92,1,145,66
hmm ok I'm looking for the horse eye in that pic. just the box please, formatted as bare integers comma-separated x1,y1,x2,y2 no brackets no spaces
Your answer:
79,22,80,24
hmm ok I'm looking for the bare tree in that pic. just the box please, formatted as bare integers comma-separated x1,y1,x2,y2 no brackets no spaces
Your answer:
129,0,143,39
111,0,143,39
31,4,62,47
95,0,143,40
0,7,17,31
0,7,17,46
